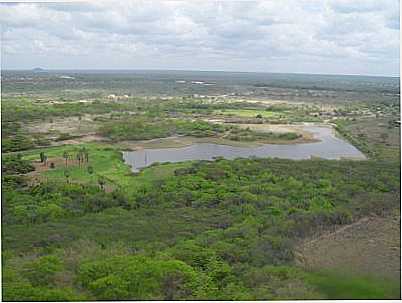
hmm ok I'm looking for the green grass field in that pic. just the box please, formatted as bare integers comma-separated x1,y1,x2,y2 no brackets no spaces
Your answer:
21,143,192,194
213,108,322,123
307,270,400,299
214,109,282,118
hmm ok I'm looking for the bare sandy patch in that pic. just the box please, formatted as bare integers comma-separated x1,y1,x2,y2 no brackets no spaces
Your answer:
239,98,305,106
28,157,80,175
53,134,109,146
25,115,99,135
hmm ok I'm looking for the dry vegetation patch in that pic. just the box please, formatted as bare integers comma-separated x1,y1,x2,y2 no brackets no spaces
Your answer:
296,210,401,282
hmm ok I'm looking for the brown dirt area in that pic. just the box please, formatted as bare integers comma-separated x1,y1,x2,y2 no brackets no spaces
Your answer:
25,115,100,135
295,209,401,282
53,134,109,146
26,157,67,185
29,157,67,174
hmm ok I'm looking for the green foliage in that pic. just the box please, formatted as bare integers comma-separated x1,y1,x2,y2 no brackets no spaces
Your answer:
87,165,94,174
2,133,35,152
99,117,228,141
78,255,203,300
335,117,400,161
1,98,132,124
226,127,300,141
2,155,35,175
2,154,400,300
2,266,84,301
242,265,322,299
307,270,401,299
2,182,129,224
24,255,63,286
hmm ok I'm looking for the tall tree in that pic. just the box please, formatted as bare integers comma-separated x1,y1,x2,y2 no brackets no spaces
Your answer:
39,152,45,163
63,151,69,167
76,152,82,168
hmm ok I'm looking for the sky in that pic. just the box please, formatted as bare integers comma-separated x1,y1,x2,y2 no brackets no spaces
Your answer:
0,0,400,76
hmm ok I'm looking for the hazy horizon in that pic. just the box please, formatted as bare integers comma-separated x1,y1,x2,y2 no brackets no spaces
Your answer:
2,68,400,78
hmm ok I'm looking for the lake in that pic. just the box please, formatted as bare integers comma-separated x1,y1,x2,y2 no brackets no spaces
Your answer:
123,126,366,172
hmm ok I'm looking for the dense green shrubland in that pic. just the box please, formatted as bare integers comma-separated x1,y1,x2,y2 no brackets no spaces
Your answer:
1,99,135,123
98,118,229,141
2,155,35,175
2,181,128,225
2,156,399,300
226,127,300,141
98,116,301,142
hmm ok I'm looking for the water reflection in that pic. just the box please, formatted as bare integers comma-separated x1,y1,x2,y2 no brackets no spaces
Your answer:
123,126,366,172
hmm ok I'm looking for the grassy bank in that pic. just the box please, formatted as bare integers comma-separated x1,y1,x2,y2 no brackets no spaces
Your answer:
20,143,191,194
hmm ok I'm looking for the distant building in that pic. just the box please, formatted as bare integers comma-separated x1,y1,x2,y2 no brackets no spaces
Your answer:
107,94,130,100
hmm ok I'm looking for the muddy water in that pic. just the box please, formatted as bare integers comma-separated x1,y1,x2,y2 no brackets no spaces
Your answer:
123,126,366,172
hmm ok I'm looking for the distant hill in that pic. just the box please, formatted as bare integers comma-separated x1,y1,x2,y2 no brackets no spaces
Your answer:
32,67,45,72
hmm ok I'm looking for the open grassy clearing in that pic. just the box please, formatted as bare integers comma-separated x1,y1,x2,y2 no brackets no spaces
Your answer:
305,270,400,299
211,104,325,124
214,108,282,118
21,143,192,195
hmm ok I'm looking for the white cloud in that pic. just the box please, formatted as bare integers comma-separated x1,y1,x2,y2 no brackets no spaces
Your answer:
0,0,399,75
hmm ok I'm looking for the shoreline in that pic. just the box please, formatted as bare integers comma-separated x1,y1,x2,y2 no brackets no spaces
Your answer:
118,123,322,151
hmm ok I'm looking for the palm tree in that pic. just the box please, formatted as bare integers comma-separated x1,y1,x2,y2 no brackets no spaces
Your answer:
39,152,45,163
76,152,82,168
79,147,89,164
63,151,69,167
77,148,87,168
